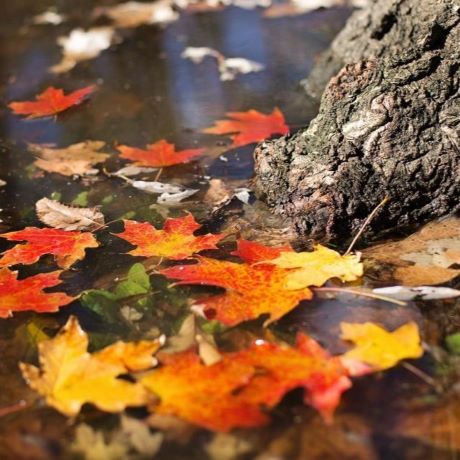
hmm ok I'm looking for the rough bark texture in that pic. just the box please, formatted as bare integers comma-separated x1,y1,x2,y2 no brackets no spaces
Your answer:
254,0,460,242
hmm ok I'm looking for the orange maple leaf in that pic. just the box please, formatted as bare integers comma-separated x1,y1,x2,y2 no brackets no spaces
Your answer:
116,139,204,167
0,227,99,269
161,241,311,326
141,333,351,431
9,86,96,119
114,214,225,260
0,268,74,318
203,108,289,147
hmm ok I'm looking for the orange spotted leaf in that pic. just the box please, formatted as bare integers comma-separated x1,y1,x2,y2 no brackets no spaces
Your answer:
0,268,73,318
115,214,224,260
231,239,293,264
0,227,99,269
9,85,96,119
203,108,289,147
117,139,204,167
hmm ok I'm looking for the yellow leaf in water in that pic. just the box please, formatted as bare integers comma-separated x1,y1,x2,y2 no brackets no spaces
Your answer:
20,316,162,416
269,245,363,290
340,322,423,371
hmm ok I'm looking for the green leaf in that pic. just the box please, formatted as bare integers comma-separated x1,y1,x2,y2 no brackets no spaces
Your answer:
446,333,460,355
72,191,89,207
114,263,151,299
81,290,119,324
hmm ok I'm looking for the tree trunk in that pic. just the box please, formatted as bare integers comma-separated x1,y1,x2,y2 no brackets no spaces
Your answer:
253,0,460,242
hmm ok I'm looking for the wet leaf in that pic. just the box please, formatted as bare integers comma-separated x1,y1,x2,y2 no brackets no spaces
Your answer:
203,108,289,147
9,86,96,119
373,285,460,301
0,227,99,269
20,316,162,416
341,322,423,371
0,268,73,318
161,241,312,326
114,213,224,260
29,141,110,177
36,197,105,231
117,139,204,167
268,245,363,290
445,333,460,355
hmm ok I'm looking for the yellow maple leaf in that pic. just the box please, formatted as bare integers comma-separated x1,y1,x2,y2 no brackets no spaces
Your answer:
20,316,162,416
340,322,423,371
268,245,363,290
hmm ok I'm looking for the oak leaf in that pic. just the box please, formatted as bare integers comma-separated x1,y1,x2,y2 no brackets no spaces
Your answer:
203,108,289,147
9,86,96,119
0,227,99,269
114,214,224,260
117,140,204,167
268,245,363,289
29,141,110,176
36,198,105,231
20,316,162,416
340,322,423,371
0,268,73,318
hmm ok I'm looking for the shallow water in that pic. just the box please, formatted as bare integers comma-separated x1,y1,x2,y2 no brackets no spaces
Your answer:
0,1,459,459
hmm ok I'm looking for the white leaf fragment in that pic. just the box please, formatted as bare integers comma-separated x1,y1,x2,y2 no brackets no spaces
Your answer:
131,181,185,194
373,286,460,301
234,188,252,204
0,179,6,187
113,166,158,177
33,10,65,25
157,188,198,204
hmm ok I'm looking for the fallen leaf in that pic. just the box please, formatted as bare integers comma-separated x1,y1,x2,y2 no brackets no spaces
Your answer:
20,316,162,416
157,188,199,204
9,86,96,119
0,268,73,318
115,213,224,260
120,416,163,456
29,141,110,176
341,322,423,371
268,245,363,290
0,227,99,269
203,108,289,147
36,197,105,231
373,286,460,301
112,165,158,177
161,240,312,326
364,217,460,285
117,139,204,167
51,28,117,74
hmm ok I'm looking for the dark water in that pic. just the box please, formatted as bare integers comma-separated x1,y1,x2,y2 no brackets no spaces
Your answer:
0,1,459,459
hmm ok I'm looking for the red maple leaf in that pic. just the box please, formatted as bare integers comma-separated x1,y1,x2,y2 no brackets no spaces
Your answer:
203,108,289,147
0,268,74,318
114,213,225,260
0,227,99,269
9,86,96,119
116,140,204,167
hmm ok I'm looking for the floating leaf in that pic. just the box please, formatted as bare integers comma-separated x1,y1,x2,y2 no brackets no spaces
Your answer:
115,214,224,260
29,141,110,177
9,86,96,119
203,108,289,147
0,227,99,269
341,322,423,371
20,316,162,416
36,197,104,231
117,140,204,167
373,285,460,301
0,268,73,318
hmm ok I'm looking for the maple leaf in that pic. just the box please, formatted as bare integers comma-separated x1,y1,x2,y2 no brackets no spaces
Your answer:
0,268,73,318
29,141,110,176
161,248,312,326
9,86,96,119
203,108,289,147
340,322,424,371
268,245,363,290
231,238,292,264
0,227,99,270
117,140,204,167
20,316,162,416
114,214,224,260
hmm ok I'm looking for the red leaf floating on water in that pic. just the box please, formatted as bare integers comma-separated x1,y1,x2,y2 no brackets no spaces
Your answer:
9,86,96,119
116,139,204,167
203,108,289,147
0,268,74,318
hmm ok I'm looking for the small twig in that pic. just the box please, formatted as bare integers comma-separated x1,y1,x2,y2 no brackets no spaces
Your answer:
345,196,389,255
154,168,163,182
0,400,29,418
313,287,407,306
402,362,437,388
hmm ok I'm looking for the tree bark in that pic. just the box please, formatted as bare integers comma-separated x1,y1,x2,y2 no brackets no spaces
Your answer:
253,0,460,242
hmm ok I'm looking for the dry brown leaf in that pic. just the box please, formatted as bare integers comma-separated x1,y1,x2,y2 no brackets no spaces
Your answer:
36,198,105,232
364,217,460,285
29,141,110,177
